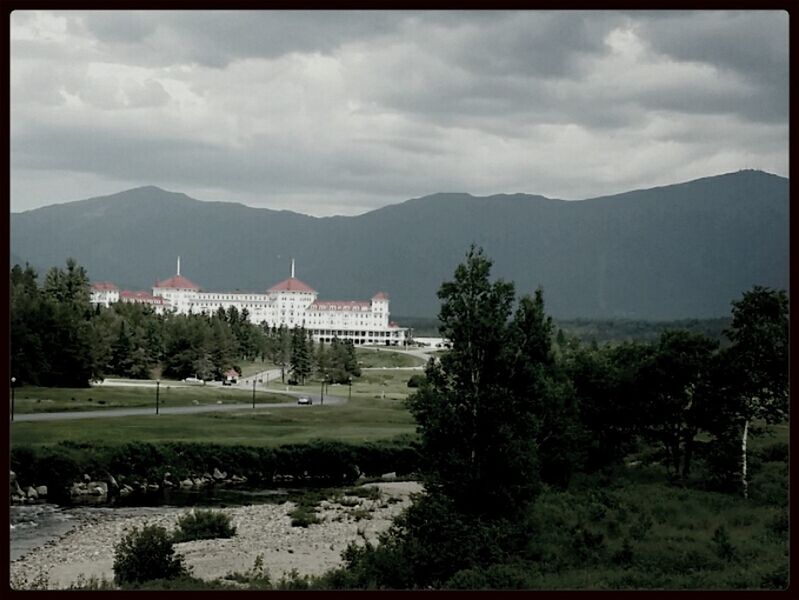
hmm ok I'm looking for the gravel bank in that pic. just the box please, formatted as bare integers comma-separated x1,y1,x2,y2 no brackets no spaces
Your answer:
10,481,422,589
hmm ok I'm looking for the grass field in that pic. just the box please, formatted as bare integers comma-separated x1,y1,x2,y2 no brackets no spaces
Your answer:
10,369,417,447
12,385,293,414
355,348,426,368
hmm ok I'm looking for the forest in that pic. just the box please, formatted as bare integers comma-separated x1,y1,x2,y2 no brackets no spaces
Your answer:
9,251,789,589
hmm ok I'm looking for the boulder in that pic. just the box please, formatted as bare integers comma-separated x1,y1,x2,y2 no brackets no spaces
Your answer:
70,483,88,497
83,474,91,483
35,485,48,497
146,483,160,492
9,470,16,484
180,479,194,489
380,472,397,481
120,485,134,497
107,475,119,492
88,481,108,497
11,480,23,497
213,468,227,481
25,486,38,500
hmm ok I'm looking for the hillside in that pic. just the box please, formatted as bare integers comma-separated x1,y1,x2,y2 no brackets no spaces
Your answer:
10,170,788,319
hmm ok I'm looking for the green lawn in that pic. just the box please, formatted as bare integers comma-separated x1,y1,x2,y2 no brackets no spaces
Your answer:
12,385,293,414
10,370,416,447
267,369,417,402
355,347,426,368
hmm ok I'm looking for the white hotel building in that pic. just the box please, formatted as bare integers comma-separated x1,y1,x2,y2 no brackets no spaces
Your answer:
93,259,408,346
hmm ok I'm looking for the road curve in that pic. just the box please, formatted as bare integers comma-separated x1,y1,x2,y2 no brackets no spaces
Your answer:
13,389,347,422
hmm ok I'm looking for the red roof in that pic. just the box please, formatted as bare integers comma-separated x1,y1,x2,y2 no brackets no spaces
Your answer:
309,300,371,311
91,281,118,291
155,274,200,290
225,369,238,378
268,277,316,293
372,292,389,300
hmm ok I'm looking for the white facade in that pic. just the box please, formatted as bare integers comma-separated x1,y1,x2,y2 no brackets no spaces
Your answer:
89,283,119,307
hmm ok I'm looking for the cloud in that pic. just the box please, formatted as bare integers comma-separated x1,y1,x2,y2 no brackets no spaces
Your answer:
10,10,789,215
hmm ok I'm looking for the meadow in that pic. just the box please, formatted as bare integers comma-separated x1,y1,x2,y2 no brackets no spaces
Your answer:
12,384,293,414
10,369,417,447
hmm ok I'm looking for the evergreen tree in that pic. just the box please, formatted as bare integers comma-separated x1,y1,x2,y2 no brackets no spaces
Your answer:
290,326,312,384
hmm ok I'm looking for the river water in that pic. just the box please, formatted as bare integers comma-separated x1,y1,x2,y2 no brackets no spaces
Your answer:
10,487,292,563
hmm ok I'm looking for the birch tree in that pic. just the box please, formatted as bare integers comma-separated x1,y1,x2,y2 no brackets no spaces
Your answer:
722,286,788,498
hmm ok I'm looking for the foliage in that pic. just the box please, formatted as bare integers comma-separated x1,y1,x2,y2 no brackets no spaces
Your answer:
406,374,426,388
408,246,544,517
113,525,187,585
172,509,237,543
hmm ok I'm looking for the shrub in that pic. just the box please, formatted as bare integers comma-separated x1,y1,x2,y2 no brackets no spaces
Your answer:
711,526,736,562
445,563,537,589
407,374,427,388
173,509,236,543
113,525,187,585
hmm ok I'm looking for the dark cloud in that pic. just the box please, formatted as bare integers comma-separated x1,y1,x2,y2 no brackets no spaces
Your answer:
10,10,789,215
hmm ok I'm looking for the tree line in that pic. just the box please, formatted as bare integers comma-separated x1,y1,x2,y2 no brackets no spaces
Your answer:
10,260,361,386
321,246,787,589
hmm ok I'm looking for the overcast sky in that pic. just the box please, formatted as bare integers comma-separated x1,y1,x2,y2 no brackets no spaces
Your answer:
10,10,789,216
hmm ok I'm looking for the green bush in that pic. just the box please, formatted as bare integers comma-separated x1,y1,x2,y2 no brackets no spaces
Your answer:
173,509,236,543
444,563,538,589
406,374,427,388
113,525,187,585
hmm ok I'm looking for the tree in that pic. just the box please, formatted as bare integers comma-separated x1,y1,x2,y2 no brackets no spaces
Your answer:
638,330,718,478
407,245,541,517
718,286,788,498
290,326,312,384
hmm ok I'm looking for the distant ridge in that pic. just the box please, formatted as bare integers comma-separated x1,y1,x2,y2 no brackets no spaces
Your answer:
10,170,788,319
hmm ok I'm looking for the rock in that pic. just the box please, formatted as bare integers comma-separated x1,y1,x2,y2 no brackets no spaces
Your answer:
107,475,119,492
25,486,38,500
180,479,193,489
35,485,48,497
146,483,160,492
117,474,126,484
192,478,204,487
163,480,174,488
70,483,87,497
11,480,23,497
9,470,16,484
120,485,134,497
216,400,223,405
83,474,91,483
380,472,397,481
213,468,227,481
192,400,199,406
88,481,108,497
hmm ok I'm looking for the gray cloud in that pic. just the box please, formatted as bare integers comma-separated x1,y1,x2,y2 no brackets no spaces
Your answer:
10,10,788,215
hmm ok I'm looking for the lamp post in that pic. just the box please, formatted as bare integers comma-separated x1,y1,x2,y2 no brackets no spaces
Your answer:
10,377,16,422
320,375,325,405
348,376,352,402
252,379,256,409
155,379,160,415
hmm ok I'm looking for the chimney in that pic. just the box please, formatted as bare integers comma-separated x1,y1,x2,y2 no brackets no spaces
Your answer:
291,258,295,279
177,256,181,276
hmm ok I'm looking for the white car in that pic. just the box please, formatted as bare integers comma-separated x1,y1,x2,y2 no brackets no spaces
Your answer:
297,396,312,405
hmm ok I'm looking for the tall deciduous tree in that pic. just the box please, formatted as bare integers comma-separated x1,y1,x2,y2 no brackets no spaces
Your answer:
719,286,788,498
407,245,541,517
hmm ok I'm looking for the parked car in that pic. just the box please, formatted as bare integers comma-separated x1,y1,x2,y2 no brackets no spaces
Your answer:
297,396,312,405
222,380,233,386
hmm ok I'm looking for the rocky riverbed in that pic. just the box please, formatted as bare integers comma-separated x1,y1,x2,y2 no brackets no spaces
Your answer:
10,481,422,590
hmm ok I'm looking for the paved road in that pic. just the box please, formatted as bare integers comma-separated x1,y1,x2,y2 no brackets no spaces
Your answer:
13,388,346,422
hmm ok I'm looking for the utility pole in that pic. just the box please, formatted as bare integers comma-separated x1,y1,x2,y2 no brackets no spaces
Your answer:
10,377,16,422
252,379,256,409
155,379,160,415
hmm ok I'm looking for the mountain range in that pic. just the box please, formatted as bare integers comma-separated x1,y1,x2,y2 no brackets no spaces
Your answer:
10,169,788,320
